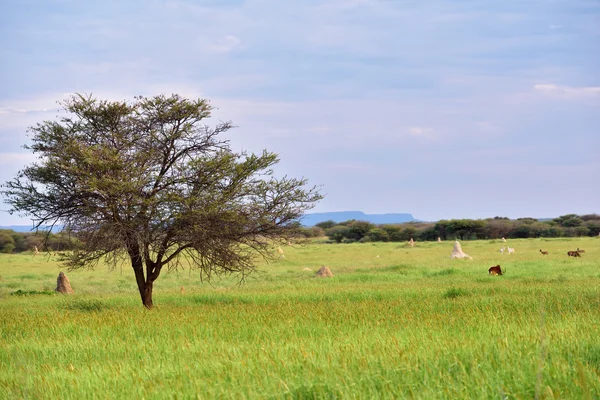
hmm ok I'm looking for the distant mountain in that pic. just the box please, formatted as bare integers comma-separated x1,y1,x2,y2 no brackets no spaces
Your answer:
300,211,415,227
0,225,61,233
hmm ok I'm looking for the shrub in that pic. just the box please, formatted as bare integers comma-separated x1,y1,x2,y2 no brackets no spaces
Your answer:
1,243,15,253
63,299,106,312
11,289,55,296
347,220,374,241
325,225,352,243
315,220,336,230
443,288,469,299
366,228,389,242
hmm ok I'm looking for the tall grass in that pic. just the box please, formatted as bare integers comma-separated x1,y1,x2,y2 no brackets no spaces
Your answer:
1,238,599,399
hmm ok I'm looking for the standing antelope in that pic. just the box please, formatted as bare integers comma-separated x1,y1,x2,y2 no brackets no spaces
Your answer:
577,248,585,253
539,249,548,255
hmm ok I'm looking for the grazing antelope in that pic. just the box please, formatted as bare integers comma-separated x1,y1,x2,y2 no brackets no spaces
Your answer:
500,247,505,255
567,251,581,258
539,249,548,255
507,246,515,255
488,265,503,276
577,248,585,253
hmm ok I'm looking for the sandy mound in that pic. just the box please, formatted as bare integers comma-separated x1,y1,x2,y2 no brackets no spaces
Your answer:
315,266,333,278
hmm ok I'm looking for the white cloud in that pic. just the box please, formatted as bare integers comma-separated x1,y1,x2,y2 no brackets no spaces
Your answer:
534,84,600,98
0,153,36,168
408,126,434,136
0,108,50,115
207,35,241,53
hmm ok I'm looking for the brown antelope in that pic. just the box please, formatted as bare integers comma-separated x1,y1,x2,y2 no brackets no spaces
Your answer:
539,249,548,255
577,248,585,253
567,251,581,258
488,265,503,276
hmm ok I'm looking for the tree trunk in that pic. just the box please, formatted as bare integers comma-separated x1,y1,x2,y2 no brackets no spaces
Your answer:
141,281,153,309
132,265,154,309
130,254,153,309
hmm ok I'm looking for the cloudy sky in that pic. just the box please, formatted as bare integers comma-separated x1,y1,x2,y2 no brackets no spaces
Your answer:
1,0,599,225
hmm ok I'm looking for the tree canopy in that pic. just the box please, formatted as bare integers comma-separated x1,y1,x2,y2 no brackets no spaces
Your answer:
2,94,322,308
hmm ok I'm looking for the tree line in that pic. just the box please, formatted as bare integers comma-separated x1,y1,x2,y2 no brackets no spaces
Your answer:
0,230,81,254
304,214,600,243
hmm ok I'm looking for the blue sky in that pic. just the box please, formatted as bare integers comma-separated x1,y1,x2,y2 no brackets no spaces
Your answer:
1,0,599,225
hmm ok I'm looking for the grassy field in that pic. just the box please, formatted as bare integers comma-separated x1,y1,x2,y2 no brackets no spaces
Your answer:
1,237,599,399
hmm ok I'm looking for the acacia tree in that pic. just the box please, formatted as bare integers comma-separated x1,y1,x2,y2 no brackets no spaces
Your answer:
2,94,322,308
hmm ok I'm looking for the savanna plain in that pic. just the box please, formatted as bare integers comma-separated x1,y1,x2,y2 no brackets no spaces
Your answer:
1,237,599,399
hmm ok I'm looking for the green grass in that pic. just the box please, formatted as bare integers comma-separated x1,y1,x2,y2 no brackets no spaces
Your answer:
0,238,599,399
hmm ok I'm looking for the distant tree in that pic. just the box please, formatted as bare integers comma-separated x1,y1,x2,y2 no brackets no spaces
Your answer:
2,94,322,308
365,228,389,242
0,231,15,253
509,224,533,239
381,225,403,241
516,217,537,224
315,220,336,230
417,226,438,241
347,220,374,241
580,214,600,222
434,220,451,240
539,226,564,238
325,225,351,243
485,219,512,239
553,214,583,227
10,232,28,252
584,221,600,236
445,219,486,240
296,226,325,238
402,225,417,241
574,225,590,237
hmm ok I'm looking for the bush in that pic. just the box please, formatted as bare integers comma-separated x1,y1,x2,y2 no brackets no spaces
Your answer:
325,225,352,243
366,228,389,242
315,220,336,230
381,225,403,241
0,231,15,253
443,288,469,299
347,220,374,241
1,243,15,253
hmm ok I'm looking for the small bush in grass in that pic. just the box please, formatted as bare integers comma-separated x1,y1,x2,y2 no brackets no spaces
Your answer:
429,268,458,277
553,275,568,283
382,264,415,274
288,383,343,399
63,299,106,312
10,289,56,296
443,288,469,299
